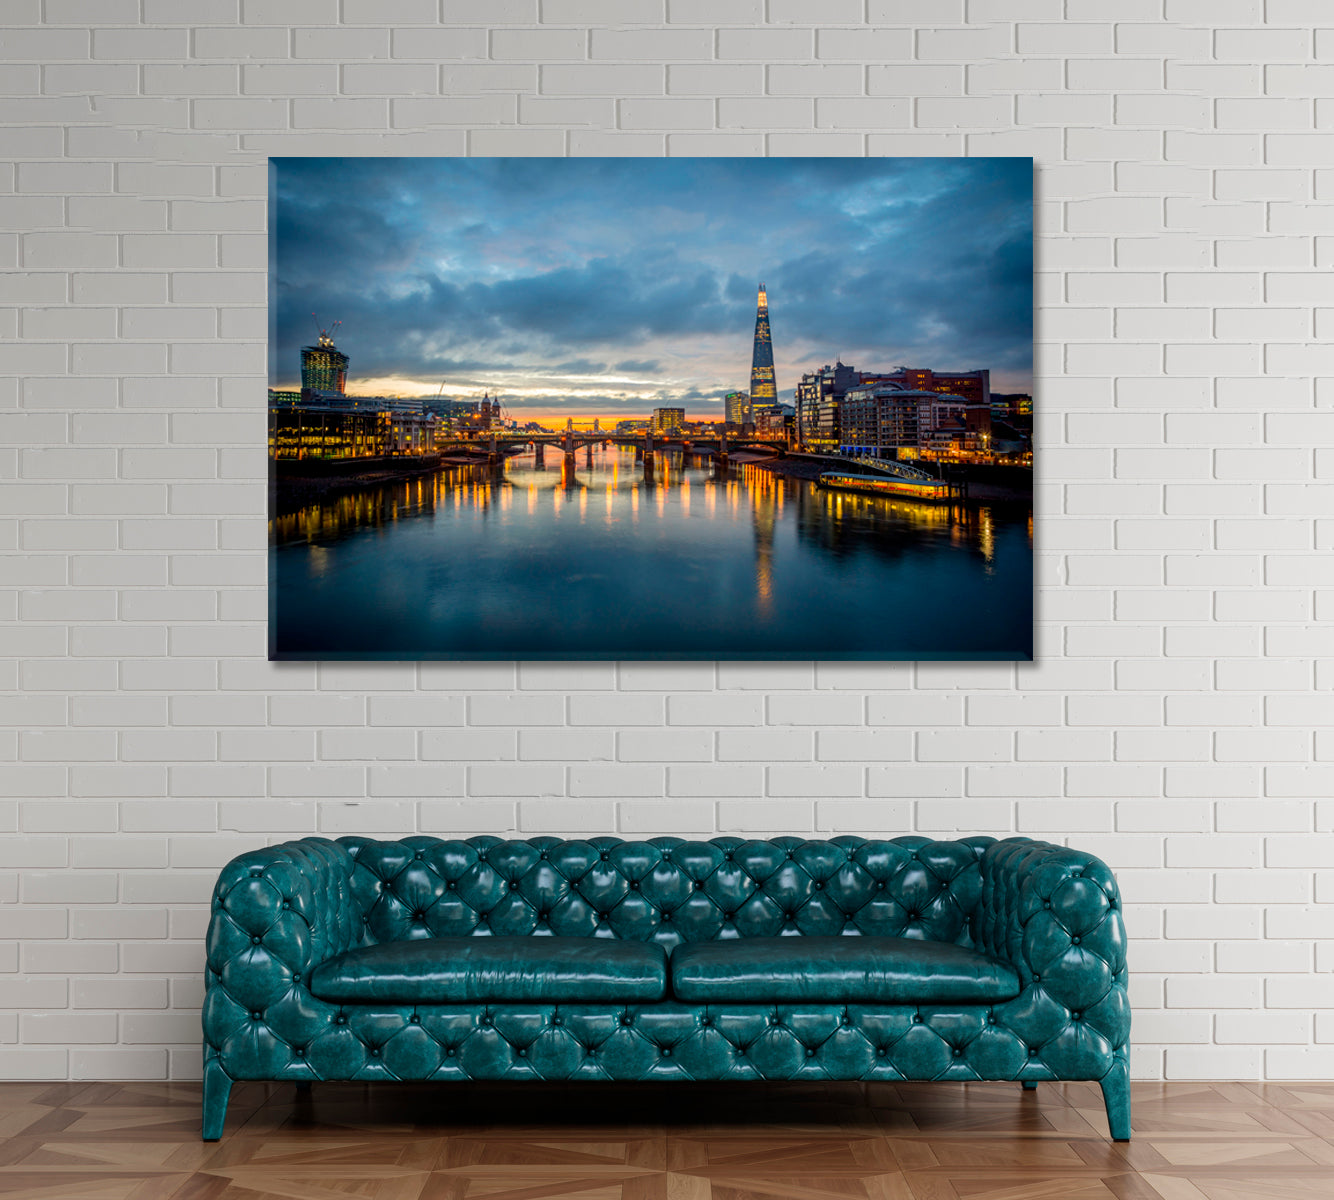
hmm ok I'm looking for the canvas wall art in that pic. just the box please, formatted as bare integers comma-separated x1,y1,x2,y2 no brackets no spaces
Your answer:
268,158,1034,660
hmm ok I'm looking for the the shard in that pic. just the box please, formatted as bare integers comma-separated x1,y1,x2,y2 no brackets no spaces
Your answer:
749,282,776,420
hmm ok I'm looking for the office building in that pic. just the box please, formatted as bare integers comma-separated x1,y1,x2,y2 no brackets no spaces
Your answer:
796,361,864,450
300,331,349,395
880,367,990,408
750,403,793,439
749,283,777,410
724,390,750,426
839,385,993,461
651,407,685,435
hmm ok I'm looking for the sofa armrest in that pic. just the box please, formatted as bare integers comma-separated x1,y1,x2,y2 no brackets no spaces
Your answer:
973,838,1130,1075
203,838,366,1070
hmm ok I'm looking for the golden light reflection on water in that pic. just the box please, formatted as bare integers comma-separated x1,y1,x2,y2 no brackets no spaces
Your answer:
273,448,1021,627
979,506,995,567
273,443,1032,657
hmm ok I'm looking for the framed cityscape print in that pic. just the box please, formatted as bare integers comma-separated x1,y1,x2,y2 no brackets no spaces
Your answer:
268,157,1033,660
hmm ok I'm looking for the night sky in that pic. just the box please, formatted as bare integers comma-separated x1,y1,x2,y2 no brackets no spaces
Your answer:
270,157,1033,420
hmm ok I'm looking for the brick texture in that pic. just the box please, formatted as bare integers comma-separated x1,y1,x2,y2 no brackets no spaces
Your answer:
0,4,1329,1083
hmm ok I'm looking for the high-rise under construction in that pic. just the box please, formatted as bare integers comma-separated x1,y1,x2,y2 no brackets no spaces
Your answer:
749,282,777,418
301,324,349,394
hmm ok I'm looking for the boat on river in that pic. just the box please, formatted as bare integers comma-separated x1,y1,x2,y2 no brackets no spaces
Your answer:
817,470,957,503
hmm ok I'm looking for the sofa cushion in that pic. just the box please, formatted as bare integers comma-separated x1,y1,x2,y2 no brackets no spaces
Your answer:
670,935,1021,1004
310,936,668,1004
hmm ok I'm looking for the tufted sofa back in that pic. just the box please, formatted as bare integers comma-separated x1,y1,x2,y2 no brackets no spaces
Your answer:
339,833,994,949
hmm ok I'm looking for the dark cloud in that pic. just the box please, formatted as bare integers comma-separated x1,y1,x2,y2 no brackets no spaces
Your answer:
548,359,608,375
270,158,1032,405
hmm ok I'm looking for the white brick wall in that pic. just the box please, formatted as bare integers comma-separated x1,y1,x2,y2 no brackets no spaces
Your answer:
0,2,1331,1083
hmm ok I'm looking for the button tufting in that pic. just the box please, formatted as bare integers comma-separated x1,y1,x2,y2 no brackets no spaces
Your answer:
204,836,1129,1109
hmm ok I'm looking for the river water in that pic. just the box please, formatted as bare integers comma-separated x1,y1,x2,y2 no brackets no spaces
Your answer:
269,444,1032,660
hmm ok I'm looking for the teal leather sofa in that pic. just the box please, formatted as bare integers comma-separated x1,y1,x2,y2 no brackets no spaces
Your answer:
202,834,1130,1140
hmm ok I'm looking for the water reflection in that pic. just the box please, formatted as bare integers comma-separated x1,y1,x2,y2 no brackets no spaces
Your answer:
270,444,1032,659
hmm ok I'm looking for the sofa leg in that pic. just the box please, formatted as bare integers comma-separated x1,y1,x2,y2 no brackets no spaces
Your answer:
202,1057,232,1142
1099,1058,1131,1142
295,1081,312,1092
1021,1080,1038,1090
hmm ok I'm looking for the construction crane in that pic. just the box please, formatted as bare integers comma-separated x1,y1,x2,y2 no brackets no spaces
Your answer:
311,313,342,348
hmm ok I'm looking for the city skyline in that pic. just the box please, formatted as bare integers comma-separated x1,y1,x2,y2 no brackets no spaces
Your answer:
270,158,1033,423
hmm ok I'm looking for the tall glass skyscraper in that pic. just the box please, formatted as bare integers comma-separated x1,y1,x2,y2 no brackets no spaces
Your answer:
749,283,776,417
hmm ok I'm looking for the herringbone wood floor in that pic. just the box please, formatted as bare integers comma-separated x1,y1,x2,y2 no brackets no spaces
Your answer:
1,1079,1331,1200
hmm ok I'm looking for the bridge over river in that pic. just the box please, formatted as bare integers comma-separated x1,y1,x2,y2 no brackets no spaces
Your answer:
437,429,790,469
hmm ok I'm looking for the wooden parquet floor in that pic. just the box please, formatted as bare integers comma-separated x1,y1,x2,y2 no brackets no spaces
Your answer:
1,1079,1332,1200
